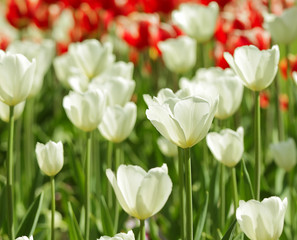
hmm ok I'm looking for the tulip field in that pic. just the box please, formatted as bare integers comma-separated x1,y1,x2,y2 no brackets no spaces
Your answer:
1,0,297,240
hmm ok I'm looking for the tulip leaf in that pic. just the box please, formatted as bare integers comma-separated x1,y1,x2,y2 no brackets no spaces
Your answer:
221,218,237,240
242,159,255,199
194,192,209,240
67,202,84,240
16,191,44,237
0,184,7,233
100,195,114,236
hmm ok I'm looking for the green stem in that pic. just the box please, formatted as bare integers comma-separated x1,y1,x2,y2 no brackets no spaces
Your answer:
85,132,92,240
274,76,285,141
231,168,238,210
220,164,225,229
199,42,205,68
255,91,261,200
7,106,15,240
178,147,185,240
139,220,146,240
184,148,193,240
113,144,121,234
107,141,113,209
51,177,55,240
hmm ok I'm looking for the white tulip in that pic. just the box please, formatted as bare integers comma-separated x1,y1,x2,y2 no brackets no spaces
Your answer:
157,136,178,157
206,127,244,167
145,88,218,148
90,76,135,107
158,36,196,73
15,236,33,240
35,141,64,177
99,61,134,80
68,39,115,80
269,138,296,171
106,164,172,220
264,7,297,44
53,53,74,88
236,196,287,240
180,67,244,119
172,2,219,42
98,230,135,240
7,39,55,97
0,101,25,122
293,71,297,85
63,89,106,132
99,102,137,143
224,45,280,91
0,50,36,106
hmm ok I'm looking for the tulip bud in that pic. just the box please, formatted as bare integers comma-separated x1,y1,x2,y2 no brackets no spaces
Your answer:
158,36,196,74
63,89,106,132
97,230,135,240
172,2,219,43
106,164,172,220
269,138,296,171
206,127,244,167
0,50,36,106
35,141,64,177
236,196,287,240
99,102,137,143
264,7,297,44
224,45,280,91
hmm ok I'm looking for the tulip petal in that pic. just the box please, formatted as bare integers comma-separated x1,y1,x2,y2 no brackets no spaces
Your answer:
135,165,172,219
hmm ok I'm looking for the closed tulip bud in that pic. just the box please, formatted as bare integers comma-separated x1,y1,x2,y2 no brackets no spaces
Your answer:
90,76,135,107
224,45,280,91
0,50,36,106
0,101,25,122
15,236,33,240
293,71,297,85
106,164,172,220
98,230,135,240
269,138,296,171
7,39,55,98
145,88,218,148
158,36,196,73
236,197,287,240
172,2,219,43
99,102,137,143
206,127,244,167
35,141,64,177
63,89,106,132
68,39,115,80
157,136,178,157
264,7,297,44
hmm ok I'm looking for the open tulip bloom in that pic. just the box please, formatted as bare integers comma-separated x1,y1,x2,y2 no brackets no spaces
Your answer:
106,164,172,220
145,88,218,149
224,45,280,92
236,197,287,240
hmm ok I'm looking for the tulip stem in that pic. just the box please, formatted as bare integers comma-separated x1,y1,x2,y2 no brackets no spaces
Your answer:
85,131,92,240
107,141,113,209
113,144,121,234
7,106,15,240
255,91,261,200
274,76,285,141
51,177,55,240
220,164,225,230
184,148,193,240
231,168,238,210
139,220,145,240
178,147,185,240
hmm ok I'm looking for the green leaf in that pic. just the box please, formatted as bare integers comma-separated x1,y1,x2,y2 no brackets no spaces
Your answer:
16,191,44,237
67,202,84,240
194,192,209,240
242,159,255,199
100,195,114,236
221,219,237,240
